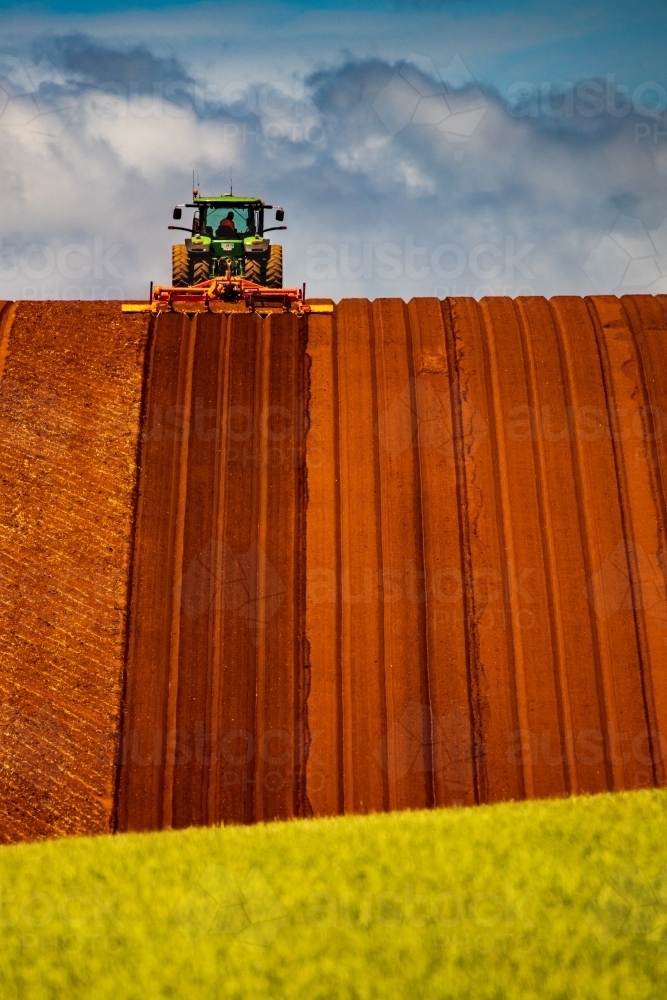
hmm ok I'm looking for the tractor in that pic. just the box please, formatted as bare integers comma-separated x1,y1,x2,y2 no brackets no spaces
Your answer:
169,190,286,288
121,188,333,314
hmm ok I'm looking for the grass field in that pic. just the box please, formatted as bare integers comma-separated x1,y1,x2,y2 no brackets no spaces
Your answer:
1,790,666,999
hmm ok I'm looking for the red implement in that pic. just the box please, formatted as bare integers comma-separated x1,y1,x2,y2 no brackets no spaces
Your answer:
123,273,332,315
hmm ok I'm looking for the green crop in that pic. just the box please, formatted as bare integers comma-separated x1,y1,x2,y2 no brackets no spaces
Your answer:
1,789,666,998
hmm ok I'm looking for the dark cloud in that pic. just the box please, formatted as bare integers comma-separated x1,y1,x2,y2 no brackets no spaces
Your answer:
33,33,192,89
610,192,642,212
308,57,667,145
307,57,393,113
504,76,667,141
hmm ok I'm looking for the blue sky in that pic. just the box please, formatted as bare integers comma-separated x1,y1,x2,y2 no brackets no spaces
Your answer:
1,0,666,300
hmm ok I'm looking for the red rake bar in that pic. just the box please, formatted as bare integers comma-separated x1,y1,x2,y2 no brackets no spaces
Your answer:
122,275,333,316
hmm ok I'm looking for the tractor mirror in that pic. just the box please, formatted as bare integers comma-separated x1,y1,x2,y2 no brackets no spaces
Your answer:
275,209,284,222
173,207,182,220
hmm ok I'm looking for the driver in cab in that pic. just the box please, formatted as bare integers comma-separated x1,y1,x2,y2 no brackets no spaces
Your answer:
216,211,238,237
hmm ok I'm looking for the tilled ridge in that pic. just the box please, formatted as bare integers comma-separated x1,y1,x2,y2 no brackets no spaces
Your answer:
117,311,309,831
600,294,667,785
551,296,652,792
0,301,150,843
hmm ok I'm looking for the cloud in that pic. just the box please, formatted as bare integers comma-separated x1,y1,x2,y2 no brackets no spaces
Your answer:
296,57,667,293
0,37,666,303
33,32,193,89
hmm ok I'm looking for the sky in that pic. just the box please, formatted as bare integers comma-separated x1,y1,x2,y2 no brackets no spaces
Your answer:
0,0,666,301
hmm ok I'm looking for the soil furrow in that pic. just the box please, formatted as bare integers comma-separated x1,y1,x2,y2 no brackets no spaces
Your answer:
336,300,387,813
619,295,667,784
117,313,194,832
587,295,662,790
448,298,524,803
214,313,262,825
171,313,228,828
304,312,342,816
481,297,567,800
408,298,477,808
519,298,609,795
254,312,306,821
513,297,573,797
550,297,649,791
372,298,431,811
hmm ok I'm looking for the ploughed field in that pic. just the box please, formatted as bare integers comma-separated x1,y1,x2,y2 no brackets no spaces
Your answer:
1,294,666,842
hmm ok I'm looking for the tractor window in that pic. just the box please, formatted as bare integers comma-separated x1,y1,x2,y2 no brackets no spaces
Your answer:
204,206,255,238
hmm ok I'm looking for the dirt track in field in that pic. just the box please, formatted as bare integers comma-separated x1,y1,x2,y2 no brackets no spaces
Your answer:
1,294,667,841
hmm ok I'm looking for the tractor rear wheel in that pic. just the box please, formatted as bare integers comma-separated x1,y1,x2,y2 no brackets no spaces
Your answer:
172,244,189,287
244,258,262,284
266,244,283,288
193,258,210,284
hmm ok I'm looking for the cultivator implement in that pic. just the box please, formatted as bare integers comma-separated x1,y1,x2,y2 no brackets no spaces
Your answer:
122,274,333,316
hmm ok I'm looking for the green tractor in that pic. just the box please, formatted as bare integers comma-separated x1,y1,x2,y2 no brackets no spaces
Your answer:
169,190,286,288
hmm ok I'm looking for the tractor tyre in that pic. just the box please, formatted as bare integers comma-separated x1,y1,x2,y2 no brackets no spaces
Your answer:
244,258,262,284
266,244,283,288
193,258,210,284
172,244,189,287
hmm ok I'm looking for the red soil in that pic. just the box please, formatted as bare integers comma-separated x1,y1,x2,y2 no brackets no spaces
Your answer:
305,295,667,814
0,301,150,842
2,294,667,841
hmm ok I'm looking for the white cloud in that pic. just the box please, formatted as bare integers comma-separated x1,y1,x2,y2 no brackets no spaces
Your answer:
0,38,666,302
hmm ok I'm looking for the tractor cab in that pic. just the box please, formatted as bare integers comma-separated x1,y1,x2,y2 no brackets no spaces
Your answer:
200,203,258,239
170,192,285,288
